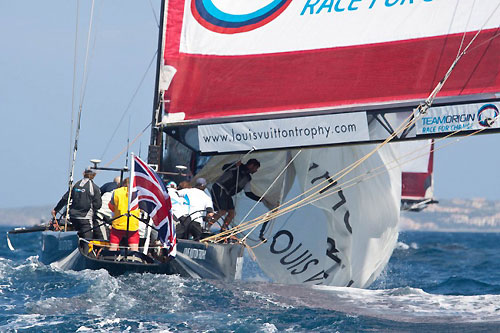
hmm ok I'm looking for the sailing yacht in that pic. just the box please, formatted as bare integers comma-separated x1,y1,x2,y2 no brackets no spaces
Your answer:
9,1,498,287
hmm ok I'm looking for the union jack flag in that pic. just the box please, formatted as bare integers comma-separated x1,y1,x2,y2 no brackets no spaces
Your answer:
130,154,176,257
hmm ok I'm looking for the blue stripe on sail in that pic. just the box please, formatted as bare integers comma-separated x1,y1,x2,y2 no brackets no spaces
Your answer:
202,0,284,23
195,0,289,28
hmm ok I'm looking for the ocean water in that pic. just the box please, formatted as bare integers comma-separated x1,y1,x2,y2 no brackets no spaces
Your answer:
1,227,500,332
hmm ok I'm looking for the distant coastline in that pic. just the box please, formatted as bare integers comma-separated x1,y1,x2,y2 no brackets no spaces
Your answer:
401,198,500,232
2,198,500,232
0,205,52,227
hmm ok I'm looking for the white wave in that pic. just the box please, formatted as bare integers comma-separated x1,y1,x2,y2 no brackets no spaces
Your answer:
261,322,278,332
245,273,272,283
11,255,42,271
94,318,121,327
0,255,44,275
230,282,500,324
395,241,419,250
396,241,409,250
0,256,12,267
243,290,293,309
78,317,178,332
25,270,195,322
0,261,12,285
0,314,64,331
316,285,500,323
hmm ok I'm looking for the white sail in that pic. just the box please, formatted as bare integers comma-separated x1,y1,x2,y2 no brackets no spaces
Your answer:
196,150,295,210
199,144,401,288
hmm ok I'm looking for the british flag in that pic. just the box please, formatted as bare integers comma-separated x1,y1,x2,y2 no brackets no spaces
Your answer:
130,154,176,257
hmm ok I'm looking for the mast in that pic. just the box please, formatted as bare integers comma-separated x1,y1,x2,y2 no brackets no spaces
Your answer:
148,0,166,168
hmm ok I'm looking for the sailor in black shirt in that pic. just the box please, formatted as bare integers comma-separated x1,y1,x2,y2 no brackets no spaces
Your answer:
52,167,103,239
209,159,261,231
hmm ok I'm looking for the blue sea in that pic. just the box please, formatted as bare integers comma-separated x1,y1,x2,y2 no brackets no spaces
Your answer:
1,227,500,332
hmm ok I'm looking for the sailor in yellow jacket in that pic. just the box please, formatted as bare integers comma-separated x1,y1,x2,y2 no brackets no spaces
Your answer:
108,178,141,252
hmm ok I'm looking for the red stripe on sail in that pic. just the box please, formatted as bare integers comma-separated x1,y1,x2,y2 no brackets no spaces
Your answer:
163,29,500,121
164,0,185,58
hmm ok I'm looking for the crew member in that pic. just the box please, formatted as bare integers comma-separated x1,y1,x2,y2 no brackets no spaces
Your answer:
108,178,141,252
52,167,103,239
177,178,214,241
100,176,121,194
209,159,261,231
95,177,121,240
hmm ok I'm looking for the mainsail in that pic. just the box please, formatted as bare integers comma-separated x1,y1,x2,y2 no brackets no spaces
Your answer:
150,0,500,287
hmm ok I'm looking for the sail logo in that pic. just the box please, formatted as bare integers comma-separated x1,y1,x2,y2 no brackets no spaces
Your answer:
477,104,499,128
416,102,500,135
199,113,369,153
191,0,292,34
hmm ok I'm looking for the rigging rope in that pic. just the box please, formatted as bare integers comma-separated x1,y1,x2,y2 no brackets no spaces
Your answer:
456,0,476,58
65,2,162,185
203,14,500,242
65,0,96,228
216,146,256,229
239,150,302,242
204,113,498,244
100,51,158,161
203,108,421,242
148,0,160,28
417,0,500,115
69,0,80,178
102,123,151,169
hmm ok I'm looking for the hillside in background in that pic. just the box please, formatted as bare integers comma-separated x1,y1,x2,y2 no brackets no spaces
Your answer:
0,205,52,226
401,198,500,232
1,199,500,232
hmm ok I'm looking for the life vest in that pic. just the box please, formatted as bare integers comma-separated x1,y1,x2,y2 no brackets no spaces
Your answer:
109,186,140,231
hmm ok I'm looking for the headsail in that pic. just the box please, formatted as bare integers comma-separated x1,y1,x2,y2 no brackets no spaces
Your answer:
196,143,400,288
151,1,500,288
